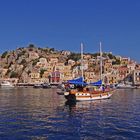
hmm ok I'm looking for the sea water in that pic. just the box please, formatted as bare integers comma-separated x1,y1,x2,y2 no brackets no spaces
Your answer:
0,87,140,140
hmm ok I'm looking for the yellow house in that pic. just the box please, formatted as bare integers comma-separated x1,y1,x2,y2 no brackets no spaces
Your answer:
62,65,72,81
84,71,98,83
29,71,41,83
107,74,118,84
42,71,50,78
104,59,112,73
46,65,54,72
121,57,130,65
55,63,65,72
30,72,40,79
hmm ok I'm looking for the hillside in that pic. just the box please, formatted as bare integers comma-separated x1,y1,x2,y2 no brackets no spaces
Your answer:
0,44,121,83
0,44,69,82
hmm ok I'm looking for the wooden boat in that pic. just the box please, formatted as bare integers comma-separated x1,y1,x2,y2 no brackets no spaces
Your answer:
64,85,114,101
64,42,114,102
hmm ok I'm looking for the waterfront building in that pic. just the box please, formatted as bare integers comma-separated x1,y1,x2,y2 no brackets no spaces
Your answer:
127,61,136,71
121,57,130,66
68,59,75,66
133,68,140,85
55,63,65,72
30,71,40,83
84,71,98,83
45,65,54,73
118,66,130,81
50,71,61,84
104,59,113,74
62,65,73,81
104,72,118,84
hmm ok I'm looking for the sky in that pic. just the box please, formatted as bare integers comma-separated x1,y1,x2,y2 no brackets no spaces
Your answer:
0,0,140,62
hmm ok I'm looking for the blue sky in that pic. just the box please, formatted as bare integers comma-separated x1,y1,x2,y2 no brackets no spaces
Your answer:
0,0,140,62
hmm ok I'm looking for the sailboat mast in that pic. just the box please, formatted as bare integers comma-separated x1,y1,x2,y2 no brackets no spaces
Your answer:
100,42,102,80
81,42,84,81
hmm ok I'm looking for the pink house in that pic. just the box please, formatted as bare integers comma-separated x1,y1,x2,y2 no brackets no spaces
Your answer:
50,71,61,84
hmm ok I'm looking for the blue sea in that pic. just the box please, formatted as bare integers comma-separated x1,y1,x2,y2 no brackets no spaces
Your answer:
0,87,140,140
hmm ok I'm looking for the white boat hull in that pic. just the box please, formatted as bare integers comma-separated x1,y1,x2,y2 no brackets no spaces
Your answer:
0,81,14,88
76,94,112,101
117,83,136,89
1,85,14,88
76,92,113,101
64,90,114,102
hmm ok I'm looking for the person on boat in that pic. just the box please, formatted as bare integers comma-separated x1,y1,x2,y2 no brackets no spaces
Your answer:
106,85,110,91
76,85,84,92
65,83,71,91
102,84,105,92
99,86,103,91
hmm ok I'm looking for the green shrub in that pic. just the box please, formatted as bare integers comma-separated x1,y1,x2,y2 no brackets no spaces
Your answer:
1,51,8,58
10,71,18,78
20,59,27,65
32,58,39,66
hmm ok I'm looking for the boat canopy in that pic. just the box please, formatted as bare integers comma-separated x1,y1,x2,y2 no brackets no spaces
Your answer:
89,80,102,86
68,77,102,86
67,77,87,86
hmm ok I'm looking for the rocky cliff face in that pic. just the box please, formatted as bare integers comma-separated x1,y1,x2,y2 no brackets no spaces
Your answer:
0,44,69,82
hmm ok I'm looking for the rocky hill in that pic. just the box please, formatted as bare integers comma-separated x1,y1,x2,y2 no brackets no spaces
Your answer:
0,44,70,82
0,44,121,83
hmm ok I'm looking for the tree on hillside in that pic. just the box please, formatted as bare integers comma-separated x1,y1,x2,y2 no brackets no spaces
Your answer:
20,59,27,65
32,58,39,66
68,53,81,61
108,53,116,59
10,71,19,78
112,59,121,65
40,69,46,78
28,44,35,48
17,50,26,58
28,44,36,51
1,51,8,58
91,53,100,58
49,48,55,52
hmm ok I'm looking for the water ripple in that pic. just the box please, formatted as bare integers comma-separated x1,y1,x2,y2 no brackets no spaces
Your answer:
0,88,140,139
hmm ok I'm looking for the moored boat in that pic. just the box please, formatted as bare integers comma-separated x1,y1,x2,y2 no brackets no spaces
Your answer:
64,79,114,101
0,81,15,88
116,83,136,89
33,83,43,88
42,83,51,88
64,42,114,102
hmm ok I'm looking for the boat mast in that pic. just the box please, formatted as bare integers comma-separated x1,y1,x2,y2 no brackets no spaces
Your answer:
81,42,84,81
100,42,102,80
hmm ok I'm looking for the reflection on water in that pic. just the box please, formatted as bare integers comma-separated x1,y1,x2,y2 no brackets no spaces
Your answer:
0,87,140,139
